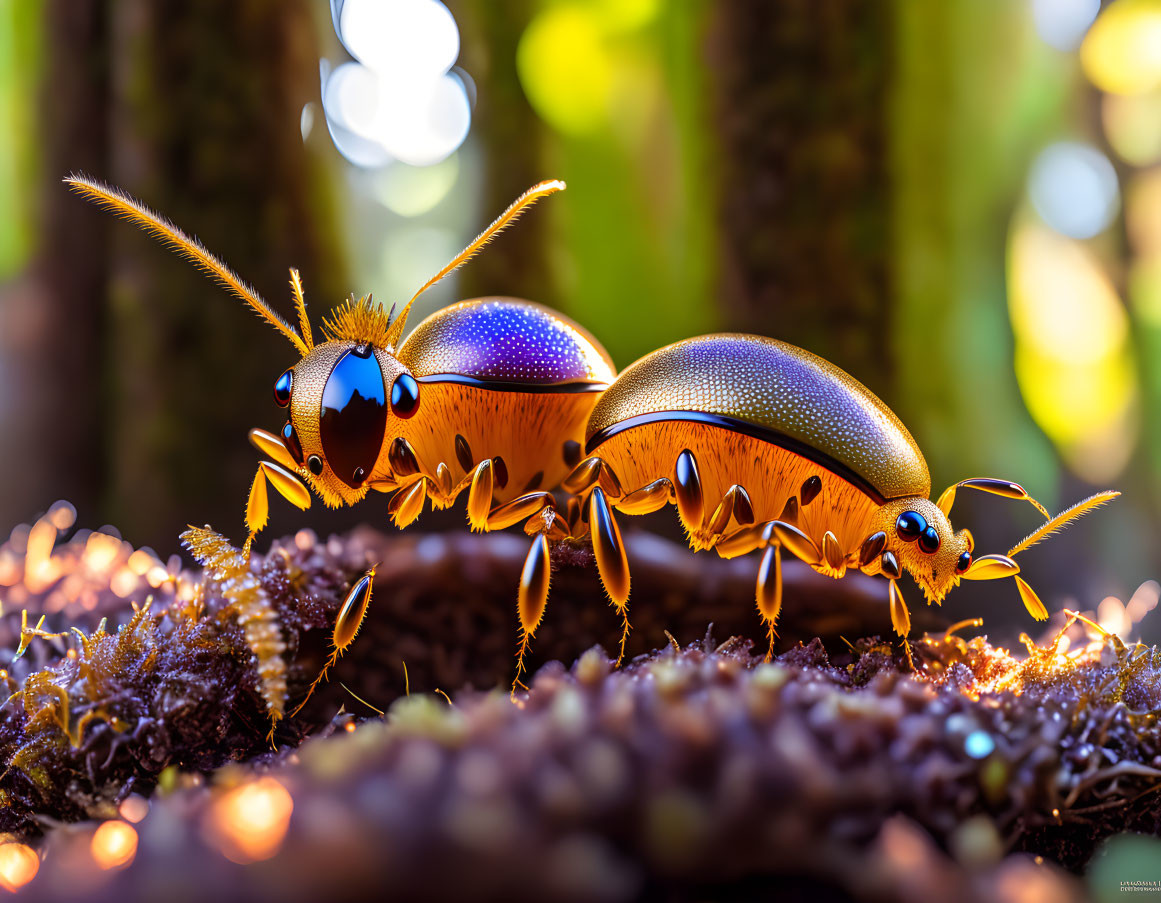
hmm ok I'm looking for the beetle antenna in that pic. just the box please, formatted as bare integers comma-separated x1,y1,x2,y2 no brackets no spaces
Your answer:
289,268,313,351
383,179,566,347
65,173,309,357
1007,490,1120,559
936,478,1050,520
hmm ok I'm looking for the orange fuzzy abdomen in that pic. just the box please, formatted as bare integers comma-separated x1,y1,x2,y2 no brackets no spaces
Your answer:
387,382,602,505
592,421,881,554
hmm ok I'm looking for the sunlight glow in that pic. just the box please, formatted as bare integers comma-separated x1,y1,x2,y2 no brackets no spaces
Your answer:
1081,0,1161,95
1009,225,1128,363
518,6,613,135
322,0,470,168
1008,221,1138,482
339,0,458,78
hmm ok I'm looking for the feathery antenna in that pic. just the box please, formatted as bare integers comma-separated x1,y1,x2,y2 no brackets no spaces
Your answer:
1008,490,1120,558
383,179,566,347
65,174,309,357
289,268,313,351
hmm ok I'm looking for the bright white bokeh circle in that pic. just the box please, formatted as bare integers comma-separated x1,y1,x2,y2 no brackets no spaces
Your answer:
339,0,460,79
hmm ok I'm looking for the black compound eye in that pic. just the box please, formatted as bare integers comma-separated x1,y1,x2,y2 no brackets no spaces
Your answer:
956,551,972,573
918,525,941,554
281,421,303,465
273,369,293,407
895,511,927,542
391,373,420,419
320,349,387,489
307,454,323,476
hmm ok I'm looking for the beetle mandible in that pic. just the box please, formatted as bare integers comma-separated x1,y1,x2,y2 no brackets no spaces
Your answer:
67,175,617,683
562,334,1119,659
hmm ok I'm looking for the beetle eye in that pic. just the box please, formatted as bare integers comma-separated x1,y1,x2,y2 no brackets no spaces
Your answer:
319,348,388,488
281,421,303,465
895,511,926,542
391,373,420,419
918,525,941,554
956,551,972,573
273,369,293,407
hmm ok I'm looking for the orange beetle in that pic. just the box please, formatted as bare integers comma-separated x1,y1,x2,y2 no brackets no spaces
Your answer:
67,176,615,685
564,334,1119,660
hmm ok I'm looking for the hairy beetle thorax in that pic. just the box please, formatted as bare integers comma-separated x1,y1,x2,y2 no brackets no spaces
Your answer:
871,497,973,604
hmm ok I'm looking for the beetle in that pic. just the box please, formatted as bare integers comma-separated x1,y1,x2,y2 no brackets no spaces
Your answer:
66,175,616,684
562,333,1119,660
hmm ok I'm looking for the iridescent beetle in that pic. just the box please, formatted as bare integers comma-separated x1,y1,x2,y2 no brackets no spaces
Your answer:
67,175,616,683
563,334,1119,659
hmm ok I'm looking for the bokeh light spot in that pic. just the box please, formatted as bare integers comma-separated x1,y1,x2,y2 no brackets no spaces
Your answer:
322,0,469,168
339,0,459,79
1102,91,1161,165
1009,221,1138,482
1031,0,1100,51
1028,143,1119,239
0,844,37,892
1009,224,1128,363
518,6,613,135
207,778,294,864
91,820,138,871
964,731,996,759
373,154,460,217
1081,0,1161,95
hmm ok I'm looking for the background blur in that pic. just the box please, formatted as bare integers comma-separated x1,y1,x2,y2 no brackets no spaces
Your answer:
0,0,1157,641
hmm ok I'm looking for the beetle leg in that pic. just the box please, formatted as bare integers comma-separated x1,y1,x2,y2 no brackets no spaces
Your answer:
512,505,568,691
614,478,672,515
465,459,494,532
755,540,782,662
486,492,557,531
715,523,767,559
513,533,551,692
857,531,887,572
888,579,916,670
387,437,421,478
673,449,704,532
589,487,632,665
244,459,312,558
562,456,603,495
565,495,587,537
770,521,823,566
388,477,428,529
706,484,756,541
248,427,299,472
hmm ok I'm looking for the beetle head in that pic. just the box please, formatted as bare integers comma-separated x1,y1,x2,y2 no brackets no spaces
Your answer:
276,340,419,508
873,497,974,605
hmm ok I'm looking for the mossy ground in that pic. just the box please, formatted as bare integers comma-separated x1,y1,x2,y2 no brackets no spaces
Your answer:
0,509,1156,902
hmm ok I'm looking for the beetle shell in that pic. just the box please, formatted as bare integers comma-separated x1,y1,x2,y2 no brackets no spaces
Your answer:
398,297,615,386
386,298,616,505
587,334,929,501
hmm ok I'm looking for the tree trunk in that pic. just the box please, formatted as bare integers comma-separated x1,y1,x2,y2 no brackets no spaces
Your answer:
708,0,891,384
102,0,345,547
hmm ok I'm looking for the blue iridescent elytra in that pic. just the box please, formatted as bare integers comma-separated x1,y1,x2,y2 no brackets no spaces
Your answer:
321,347,387,487
398,298,615,387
